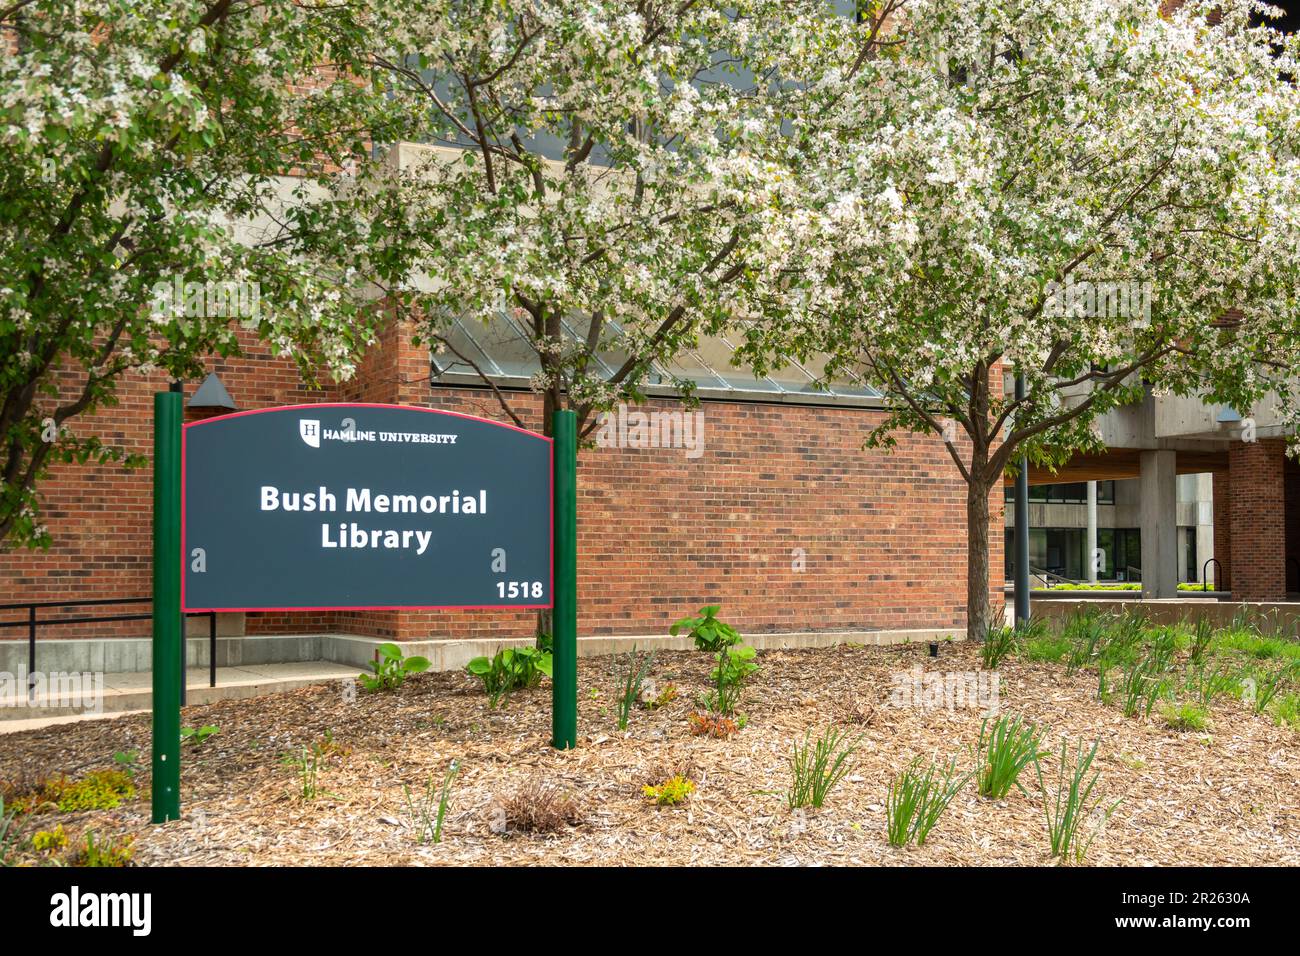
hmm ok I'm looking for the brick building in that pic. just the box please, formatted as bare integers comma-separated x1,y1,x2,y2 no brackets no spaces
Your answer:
1,319,1004,658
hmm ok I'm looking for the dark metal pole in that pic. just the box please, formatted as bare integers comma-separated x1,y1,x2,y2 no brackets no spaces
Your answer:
1014,375,1031,626
209,611,217,689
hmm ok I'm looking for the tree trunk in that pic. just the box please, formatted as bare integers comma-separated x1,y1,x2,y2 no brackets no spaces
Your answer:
966,478,994,643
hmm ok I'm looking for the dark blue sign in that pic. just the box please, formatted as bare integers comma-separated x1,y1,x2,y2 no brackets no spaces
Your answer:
182,404,552,611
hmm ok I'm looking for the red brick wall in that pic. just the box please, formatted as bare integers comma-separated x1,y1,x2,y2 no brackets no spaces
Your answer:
2,323,1002,643
1286,457,1300,595
1227,439,1287,601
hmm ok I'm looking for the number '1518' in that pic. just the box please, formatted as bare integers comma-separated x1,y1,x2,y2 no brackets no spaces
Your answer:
497,581,544,599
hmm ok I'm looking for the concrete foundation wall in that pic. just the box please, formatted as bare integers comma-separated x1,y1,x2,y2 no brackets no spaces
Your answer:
0,625,964,676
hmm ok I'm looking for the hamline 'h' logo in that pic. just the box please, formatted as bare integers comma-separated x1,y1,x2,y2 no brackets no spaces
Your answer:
299,419,320,448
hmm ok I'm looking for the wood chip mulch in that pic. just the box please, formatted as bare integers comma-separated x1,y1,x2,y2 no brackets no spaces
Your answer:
2,641,1297,866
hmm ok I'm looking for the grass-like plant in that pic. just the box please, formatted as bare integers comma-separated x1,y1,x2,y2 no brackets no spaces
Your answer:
1188,618,1214,664
1117,656,1171,718
885,756,970,848
0,797,21,868
1034,737,1116,864
1272,692,1300,730
403,760,458,845
1242,661,1295,714
1159,700,1210,732
1022,633,1071,664
786,726,860,810
283,744,325,801
975,714,1045,799
1185,660,1239,706
615,646,656,731
1064,609,1108,676
981,624,1017,669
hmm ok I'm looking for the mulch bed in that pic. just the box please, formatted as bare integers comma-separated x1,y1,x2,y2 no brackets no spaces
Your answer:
2,641,1297,866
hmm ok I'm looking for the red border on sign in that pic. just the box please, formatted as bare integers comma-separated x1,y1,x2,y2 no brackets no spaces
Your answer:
181,403,555,613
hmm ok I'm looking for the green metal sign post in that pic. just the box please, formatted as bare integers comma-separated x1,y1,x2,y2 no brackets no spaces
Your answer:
151,390,182,823
551,410,578,749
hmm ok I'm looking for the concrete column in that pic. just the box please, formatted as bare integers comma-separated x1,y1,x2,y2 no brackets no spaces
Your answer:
1140,450,1178,599
1086,480,1098,582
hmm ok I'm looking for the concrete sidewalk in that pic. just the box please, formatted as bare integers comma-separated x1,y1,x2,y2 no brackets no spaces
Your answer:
0,661,358,734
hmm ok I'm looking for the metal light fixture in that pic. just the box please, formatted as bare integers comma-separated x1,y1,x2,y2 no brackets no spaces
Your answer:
188,372,236,411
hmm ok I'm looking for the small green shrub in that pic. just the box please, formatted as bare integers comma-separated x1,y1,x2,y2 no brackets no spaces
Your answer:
181,725,220,747
1159,700,1210,732
885,756,969,848
670,604,741,651
466,646,553,708
360,643,431,693
975,714,1045,799
643,776,695,806
701,643,758,716
1034,737,1116,864
786,726,859,810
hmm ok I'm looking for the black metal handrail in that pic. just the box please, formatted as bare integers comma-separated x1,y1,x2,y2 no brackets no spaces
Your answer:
0,596,218,700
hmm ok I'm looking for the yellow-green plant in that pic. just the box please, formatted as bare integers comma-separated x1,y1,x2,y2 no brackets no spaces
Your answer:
643,776,695,806
31,824,67,854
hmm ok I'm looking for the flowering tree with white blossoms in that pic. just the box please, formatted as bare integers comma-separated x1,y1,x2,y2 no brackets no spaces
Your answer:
366,0,890,439
729,0,1300,639
0,0,407,548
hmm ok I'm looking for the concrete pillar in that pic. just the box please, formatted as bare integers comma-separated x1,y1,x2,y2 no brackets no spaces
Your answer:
1086,480,1098,582
1228,439,1287,601
1140,449,1178,599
